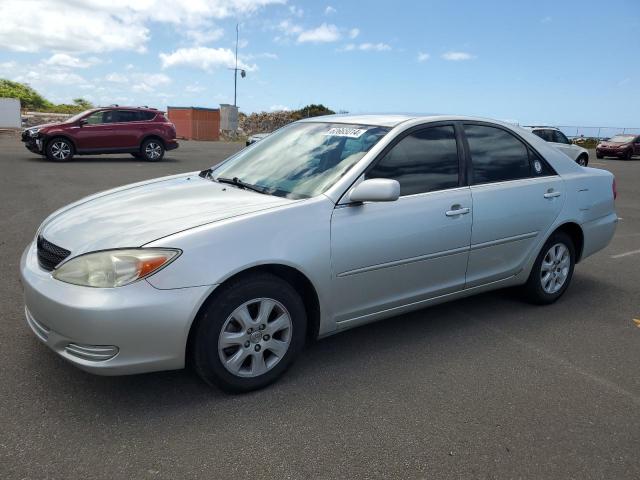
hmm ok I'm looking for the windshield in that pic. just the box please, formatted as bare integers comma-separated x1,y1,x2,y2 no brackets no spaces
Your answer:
213,122,390,199
63,109,97,124
609,135,635,143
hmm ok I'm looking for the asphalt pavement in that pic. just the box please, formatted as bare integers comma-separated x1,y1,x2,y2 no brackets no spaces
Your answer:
1,133,639,479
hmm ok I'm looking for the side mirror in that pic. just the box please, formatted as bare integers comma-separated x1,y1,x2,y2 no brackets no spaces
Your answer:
349,178,400,203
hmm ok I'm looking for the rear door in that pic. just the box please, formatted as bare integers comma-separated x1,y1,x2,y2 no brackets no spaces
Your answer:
463,123,564,288
112,110,146,149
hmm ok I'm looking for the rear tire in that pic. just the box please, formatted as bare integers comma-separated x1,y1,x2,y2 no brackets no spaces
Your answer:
523,232,575,305
140,138,164,161
624,149,633,160
46,137,74,162
576,154,588,166
192,273,307,393
596,153,603,159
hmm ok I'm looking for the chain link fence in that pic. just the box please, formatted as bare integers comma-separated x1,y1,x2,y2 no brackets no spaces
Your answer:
556,126,640,140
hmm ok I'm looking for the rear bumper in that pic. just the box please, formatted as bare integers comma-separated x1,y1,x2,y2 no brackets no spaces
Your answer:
581,212,618,260
20,240,214,375
166,140,179,151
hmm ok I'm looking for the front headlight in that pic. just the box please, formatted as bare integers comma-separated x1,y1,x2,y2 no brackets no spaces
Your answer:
28,128,40,137
53,248,180,288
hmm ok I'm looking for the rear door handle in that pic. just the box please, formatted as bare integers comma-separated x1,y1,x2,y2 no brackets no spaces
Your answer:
445,206,470,217
544,191,562,199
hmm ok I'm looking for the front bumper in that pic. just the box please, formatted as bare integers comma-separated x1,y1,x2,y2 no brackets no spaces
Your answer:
20,240,214,375
596,147,626,157
21,133,44,154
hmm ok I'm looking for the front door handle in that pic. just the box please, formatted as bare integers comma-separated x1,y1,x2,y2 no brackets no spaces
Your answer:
543,190,562,199
445,206,470,217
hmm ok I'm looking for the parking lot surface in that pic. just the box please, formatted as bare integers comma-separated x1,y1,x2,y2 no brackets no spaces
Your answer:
1,134,639,479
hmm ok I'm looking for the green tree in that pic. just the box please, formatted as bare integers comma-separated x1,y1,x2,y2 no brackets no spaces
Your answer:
0,78,93,113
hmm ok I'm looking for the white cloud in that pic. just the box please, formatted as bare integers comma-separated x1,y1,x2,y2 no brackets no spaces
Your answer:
278,19,303,36
442,51,475,61
297,23,341,43
0,0,284,53
44,53,99,68
288,5,304,17
105,73,128,83
184,27,224,45
541,16,552,23
325,6,337,15
417,52,430,62
342,42,391,52
348,28,360,39
270,104,290,111
125,64,135,70
15,70,85,85
159,47,256,72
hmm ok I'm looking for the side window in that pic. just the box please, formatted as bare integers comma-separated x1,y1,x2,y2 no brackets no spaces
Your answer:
552,130,571,145
85,111,106,125
366,125,459,196
116,110,140,122
465,124,531,184
140,111,156,121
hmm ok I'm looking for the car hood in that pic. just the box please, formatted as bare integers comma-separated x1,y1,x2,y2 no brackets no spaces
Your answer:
26,122,62,131
39,172,293,255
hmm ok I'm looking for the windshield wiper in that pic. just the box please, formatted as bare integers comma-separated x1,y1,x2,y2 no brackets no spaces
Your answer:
216,176,268,195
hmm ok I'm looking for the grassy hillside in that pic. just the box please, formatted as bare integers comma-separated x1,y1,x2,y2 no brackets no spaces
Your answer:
0,79,92,113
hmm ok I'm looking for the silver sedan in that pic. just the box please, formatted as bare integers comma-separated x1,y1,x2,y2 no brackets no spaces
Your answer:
20,115,618,392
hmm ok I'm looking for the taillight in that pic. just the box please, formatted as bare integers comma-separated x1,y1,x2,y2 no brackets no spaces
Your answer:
612,178,617,200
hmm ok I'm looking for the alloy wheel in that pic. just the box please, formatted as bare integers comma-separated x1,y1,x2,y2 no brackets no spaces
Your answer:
51,141,71,160
218,298,293,378
540,242,570,294
145,142,162,160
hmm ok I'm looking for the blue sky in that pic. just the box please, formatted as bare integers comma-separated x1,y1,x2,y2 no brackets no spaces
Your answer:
0,0,638,126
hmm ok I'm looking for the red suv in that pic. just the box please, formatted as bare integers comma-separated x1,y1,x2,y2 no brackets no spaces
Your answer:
21,106,179,162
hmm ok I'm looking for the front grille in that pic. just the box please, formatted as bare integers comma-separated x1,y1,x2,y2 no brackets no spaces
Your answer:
37,236,71,271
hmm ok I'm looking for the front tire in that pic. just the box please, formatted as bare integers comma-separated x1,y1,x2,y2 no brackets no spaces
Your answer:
192,273,307,392
140,138,164,161
46,137,74,162
523,232,575,305
624,149,633,160
596,153,603,159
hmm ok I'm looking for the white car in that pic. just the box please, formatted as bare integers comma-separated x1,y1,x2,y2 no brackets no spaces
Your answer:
524,126,590,166
21,114,617,392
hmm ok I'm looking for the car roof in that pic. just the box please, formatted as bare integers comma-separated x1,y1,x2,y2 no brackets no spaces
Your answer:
297,113,525,128
522,126,559,131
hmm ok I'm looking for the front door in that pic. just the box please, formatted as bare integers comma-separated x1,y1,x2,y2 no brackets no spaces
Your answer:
330,124,472,325
463,124,564,287
74,110,117,151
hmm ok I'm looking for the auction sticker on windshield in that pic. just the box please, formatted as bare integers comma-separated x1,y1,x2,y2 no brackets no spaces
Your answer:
325,127,367,138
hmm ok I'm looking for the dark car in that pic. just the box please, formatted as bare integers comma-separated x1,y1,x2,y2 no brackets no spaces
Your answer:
21,106,179,162
596,134,640,160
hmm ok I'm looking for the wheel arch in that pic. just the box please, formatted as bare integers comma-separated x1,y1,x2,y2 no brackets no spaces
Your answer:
185,263,321,365
45,134,76,153
576,152,589,165
552,222,584,263
140,134,166,149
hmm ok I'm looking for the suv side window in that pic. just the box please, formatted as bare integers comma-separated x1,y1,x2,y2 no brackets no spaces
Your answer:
85,110,114,125
366,125,459,196
116,110,141,122
552,130,571,145
465,124,531,184
139,111,156,121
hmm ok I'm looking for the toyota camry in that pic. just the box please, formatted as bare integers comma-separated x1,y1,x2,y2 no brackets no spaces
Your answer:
20,114,618,392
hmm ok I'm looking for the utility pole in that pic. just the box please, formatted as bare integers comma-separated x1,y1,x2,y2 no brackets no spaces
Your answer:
229,23,246,107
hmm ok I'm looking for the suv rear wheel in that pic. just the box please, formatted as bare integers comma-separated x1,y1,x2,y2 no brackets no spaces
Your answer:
46,137,74,162
141,138,164,161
